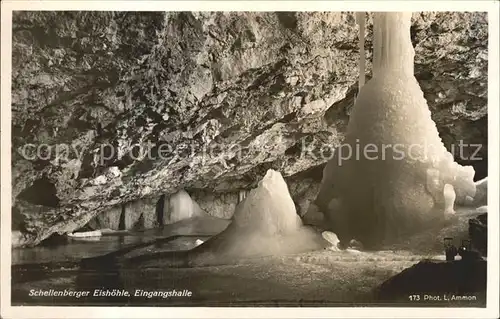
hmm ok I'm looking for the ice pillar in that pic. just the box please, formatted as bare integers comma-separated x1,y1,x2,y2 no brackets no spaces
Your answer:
313,12,476,249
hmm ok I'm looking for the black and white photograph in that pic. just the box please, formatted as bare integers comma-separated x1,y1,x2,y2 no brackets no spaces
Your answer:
1,1,499,318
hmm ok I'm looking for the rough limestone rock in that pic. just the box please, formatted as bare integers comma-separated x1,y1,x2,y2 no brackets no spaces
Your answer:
286,166,323,217
472,177,488,207
469,213,487,256
87,205,122,231
124,197,158,230
122,202,142,230
301,203,326,227
188,169,329,266
11,12,488,246
189,190,238,219
375,259,486,304
141,200,160,229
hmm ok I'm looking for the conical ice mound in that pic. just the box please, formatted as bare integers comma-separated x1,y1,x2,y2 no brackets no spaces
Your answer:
165,189,206,224
314,12,476,249
189,169,328,266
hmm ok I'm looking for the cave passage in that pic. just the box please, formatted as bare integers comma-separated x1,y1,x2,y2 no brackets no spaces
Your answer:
17,176,60,207
119,205,126,231
156,195,165,225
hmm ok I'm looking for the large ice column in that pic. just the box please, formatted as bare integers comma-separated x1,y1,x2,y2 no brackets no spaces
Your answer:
314,12,476,249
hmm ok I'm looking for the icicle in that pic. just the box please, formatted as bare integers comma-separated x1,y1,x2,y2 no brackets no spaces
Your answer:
356,12,366,90
166,189,205,224
238,190,247,203
372,12,414,77
443,184,456,215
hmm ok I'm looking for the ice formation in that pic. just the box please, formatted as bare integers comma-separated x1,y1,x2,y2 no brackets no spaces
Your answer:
476,205,488,213
322,231,341,251
355,12,366,90
66,228,129,238
164,189,206,224
188,170,329,266
443,184,456,215
238,190,248,203
314,12,477,249
195,239,205,246
67,230,102,238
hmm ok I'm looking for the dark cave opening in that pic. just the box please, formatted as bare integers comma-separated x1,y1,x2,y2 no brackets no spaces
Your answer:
39,233,68,247
156,195,165,225
17,176,60,207
456,158,488,182
287,163,325,182
472,159,488,181
119,205,126,231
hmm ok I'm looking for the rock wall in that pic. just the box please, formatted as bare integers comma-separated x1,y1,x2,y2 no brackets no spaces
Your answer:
469,213,487,256
11,11,488,247
87,204,122,230
189,190,239,220
124,197,158,230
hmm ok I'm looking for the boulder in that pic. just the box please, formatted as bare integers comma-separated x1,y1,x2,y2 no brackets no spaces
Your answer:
375,259,486,305
469,213,487,256
87,205,123,230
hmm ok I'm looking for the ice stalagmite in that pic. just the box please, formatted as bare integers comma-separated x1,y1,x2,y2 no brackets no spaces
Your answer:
188,170,329,266
164,189,206,224
314,12,476,249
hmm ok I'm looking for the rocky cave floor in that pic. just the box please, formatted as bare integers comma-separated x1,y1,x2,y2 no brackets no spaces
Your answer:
11,208,487,307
